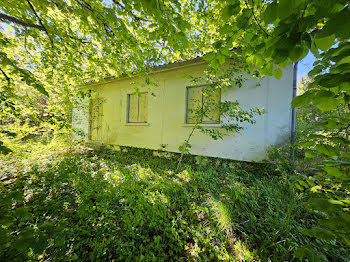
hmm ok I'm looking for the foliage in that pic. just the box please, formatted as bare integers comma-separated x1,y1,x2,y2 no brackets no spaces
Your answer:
0,0,207,153
1,0,202,85
201,1,350,259
293,78,350,258
2,144,345,261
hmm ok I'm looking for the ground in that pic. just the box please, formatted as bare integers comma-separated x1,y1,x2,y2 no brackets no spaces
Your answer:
0,144,340,261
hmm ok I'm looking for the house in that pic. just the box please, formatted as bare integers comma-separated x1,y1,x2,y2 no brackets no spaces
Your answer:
72,58,295,161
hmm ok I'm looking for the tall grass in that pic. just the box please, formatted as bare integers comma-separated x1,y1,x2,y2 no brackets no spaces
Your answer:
1,144,348,261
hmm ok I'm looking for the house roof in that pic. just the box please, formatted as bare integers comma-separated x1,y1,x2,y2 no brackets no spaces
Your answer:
84,47,247,86
83,56,206,86
148,56,204,72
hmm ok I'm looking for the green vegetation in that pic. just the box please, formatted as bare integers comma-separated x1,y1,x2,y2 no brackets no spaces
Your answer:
292,75,350,259
0,143,340,261
1,0,349,260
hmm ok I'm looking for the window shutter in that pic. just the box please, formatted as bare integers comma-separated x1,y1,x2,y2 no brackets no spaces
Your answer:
203,88,221,123
186,87,202,123
128,94,138,122
138,92,148,122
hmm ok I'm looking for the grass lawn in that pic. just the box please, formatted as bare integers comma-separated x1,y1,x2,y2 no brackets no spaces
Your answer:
0,145,341,261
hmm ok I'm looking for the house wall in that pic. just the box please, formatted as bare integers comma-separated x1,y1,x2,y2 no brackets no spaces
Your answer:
73,62,294,161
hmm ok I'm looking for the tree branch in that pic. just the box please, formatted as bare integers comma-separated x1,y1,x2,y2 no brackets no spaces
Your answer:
75,0,116,37
0,12,45,31
26,0,53,45
0,67,11,87
245,0,269,37
112,0,151,22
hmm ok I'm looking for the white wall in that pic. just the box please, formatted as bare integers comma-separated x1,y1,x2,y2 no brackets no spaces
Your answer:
76,61,294,161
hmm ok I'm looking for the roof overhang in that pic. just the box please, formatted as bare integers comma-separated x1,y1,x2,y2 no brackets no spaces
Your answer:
82,57,206,87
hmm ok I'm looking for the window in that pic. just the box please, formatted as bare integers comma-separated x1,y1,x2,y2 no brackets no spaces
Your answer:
89,98,103,141
186,86,221,124
127,92,148,123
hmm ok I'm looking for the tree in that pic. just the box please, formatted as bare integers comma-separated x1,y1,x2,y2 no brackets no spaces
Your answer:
200,0,350,259
0,0,206,152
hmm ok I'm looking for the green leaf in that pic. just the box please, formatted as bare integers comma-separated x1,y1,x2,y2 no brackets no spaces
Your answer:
291,91,314,108
308,134,325,139
261,2,278,24
330,137,350,145
340,81,350,93
294,246,313,259
323,120,344,129
316,144,339,157
312,90,339,111
273,68,282,79
272,49,289,64
307,198,346,212
295,183,304,191
301,227,336,242
298,179,309,188
296,141,315,147
219,24,234,35
260,63,274,76
314,73,350,88
318,7,350,40
221,3,241,21
203,52,215,61
246,55,255,65
210,59,219,70
324,166,345,179
305,150,318,158
308,64,323,76
294,246,327,262
217,55,225,65
289,44,308,62
319,215,350,233
314,34,336,51
212,40,223,49
310,40,321,57
331,63,350,74
277,0,292,19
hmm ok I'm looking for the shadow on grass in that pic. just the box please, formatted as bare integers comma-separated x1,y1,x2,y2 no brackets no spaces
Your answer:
0,148,314,261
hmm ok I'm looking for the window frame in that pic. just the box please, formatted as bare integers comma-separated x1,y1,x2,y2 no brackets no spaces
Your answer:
126,92,148,123
185,85,221,124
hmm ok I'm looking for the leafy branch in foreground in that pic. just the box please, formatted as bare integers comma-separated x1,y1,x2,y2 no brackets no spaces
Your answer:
200,1,350,259
0,0,209,153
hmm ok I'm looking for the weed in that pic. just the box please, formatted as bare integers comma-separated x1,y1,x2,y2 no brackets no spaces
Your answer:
0,145,348,261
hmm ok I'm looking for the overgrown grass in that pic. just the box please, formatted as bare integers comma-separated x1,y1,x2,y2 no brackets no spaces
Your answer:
0,144,346,261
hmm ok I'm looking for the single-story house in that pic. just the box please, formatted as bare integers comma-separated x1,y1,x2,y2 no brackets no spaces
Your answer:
72,57,296,161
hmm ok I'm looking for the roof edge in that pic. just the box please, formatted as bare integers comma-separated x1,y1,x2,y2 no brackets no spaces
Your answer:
83,57,206,87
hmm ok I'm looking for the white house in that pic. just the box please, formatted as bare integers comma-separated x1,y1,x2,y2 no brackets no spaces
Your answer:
72,58,295,161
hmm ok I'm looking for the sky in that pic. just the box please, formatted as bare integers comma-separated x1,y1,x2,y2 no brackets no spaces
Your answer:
297,51,316,82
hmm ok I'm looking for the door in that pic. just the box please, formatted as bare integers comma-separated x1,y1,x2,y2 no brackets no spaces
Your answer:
89,98,103,141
